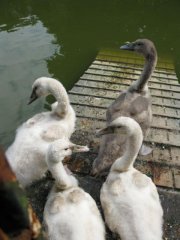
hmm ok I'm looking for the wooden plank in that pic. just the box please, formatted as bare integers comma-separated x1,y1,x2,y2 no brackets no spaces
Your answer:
68,49,180,193
91,62,178,81
75,80,180,100
86,68,180,86
81,73,180,93
69,86,180,109
94,60,177,76
97,53,175,71
69,93,180,120
70,94,179,130
71,104,180,147
75,117,180,168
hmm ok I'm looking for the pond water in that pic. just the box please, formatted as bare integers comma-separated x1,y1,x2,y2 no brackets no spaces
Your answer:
0,0,180,148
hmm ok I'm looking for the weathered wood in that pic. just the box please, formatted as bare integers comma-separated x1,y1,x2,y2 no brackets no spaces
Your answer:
85,69,179,87
69,50,180,192
69,94,180,119
75,79,180,100
91,62,178,80
96,51,175,71
70,86,180,109
82,69,180,92
94,60,177,76
71,104,180,148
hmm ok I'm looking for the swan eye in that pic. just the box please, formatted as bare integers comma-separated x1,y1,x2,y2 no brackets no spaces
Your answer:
137,42,143,46
64,148,69,151
34,86,38,91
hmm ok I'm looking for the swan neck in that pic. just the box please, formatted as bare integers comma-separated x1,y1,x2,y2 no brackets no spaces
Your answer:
136,51,157,91
111,130,142,172
49,162,76,189
50,82,70,117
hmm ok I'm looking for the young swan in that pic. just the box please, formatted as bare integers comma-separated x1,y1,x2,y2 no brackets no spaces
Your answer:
92,39,157,176
97,117,163,240
44,139,105,240
6,77,76,187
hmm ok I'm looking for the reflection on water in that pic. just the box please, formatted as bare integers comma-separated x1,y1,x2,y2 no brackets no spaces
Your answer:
0,0,180,148
0,16,60,147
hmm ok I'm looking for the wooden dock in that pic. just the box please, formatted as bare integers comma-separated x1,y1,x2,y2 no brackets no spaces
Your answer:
69,49,180,190
27,50,180,240
67,49,180,239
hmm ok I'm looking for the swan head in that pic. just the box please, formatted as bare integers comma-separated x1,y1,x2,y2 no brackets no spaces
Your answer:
47,138,89,164
96,116,143,141
28,77,59,104
120,39,157,58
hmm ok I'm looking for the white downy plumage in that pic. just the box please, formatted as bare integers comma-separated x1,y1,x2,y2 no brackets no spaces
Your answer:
44,139,105,240
98,117,163,240
6,77,76,187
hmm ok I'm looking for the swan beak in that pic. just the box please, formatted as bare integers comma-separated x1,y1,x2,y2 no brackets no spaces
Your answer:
28,89,38,105
96,126,114,137
120,42,134,51
71,144,89,153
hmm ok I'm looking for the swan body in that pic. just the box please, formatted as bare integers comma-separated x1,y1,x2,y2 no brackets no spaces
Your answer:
6,77,76,187
92,39,157,176
44,139,105,240
97,117,163,240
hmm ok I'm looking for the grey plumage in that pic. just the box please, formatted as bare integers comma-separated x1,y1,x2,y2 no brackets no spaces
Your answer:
91,39,157,176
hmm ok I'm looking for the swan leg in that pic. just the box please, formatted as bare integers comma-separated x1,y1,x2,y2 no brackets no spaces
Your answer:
139,144,152,156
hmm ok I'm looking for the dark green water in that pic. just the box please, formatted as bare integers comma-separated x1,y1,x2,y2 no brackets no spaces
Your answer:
0,0,180,148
